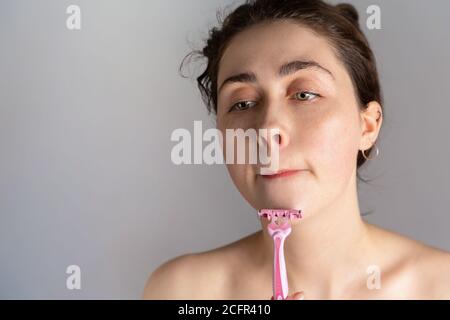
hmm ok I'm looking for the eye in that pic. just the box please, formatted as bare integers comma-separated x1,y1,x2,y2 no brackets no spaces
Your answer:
293,91,320,101
229,101,257,112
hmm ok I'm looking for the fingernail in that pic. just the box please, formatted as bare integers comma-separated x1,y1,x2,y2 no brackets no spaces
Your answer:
296,293,305,300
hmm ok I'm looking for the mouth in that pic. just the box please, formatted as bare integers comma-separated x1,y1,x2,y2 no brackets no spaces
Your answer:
259,169,305,179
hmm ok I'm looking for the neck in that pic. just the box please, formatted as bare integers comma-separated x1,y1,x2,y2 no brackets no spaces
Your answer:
257,176,374,298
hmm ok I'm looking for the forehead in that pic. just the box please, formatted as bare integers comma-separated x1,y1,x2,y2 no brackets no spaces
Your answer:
218,20,342,86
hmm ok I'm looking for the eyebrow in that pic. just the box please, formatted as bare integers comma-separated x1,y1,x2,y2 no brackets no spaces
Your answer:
218,60,334,94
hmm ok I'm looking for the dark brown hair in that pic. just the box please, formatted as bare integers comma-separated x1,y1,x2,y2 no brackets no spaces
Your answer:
180,0,384,188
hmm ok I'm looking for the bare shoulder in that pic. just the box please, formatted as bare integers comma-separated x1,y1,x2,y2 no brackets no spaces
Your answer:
142,232,258,300
142,253,201,299
414,242,450,299
367,223,450,299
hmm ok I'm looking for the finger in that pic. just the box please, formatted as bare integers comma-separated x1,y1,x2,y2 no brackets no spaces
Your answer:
286,291,305,300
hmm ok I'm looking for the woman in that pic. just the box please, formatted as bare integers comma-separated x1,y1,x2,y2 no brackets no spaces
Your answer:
144,0,450,299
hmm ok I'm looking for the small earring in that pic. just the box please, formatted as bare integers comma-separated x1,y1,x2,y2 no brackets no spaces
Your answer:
361,144,379,161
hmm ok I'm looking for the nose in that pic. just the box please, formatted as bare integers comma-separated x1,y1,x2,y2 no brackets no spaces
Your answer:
254,98,292,173
258,121,290,153
273,133,281,145
262,129,288,154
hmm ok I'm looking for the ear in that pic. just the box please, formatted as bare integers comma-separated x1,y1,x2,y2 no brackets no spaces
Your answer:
359,101,383,150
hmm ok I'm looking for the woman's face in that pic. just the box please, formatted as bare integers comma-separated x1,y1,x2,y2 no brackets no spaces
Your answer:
216,20,370,217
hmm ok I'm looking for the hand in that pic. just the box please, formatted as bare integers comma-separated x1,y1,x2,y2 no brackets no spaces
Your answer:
270,291,305,300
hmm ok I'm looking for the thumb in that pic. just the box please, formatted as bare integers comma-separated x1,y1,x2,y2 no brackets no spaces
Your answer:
292,291,305,300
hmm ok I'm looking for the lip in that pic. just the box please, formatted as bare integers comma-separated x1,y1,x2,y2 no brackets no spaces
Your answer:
259,169,305,179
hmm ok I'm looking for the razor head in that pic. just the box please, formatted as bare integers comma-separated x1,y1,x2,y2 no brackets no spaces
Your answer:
257,209,302,222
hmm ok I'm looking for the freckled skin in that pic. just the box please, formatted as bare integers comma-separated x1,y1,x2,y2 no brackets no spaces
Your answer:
143,20,450,300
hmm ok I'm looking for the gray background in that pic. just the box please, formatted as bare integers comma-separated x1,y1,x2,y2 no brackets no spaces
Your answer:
0,0,449,299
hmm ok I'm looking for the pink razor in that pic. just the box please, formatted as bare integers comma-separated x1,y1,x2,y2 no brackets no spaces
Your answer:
257,208,303,300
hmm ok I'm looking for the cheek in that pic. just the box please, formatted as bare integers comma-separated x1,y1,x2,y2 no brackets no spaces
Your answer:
306,110,359,180
226,163,255,205
227,164,245,185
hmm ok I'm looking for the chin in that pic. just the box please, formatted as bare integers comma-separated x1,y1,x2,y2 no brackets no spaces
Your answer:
256,197,305,212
